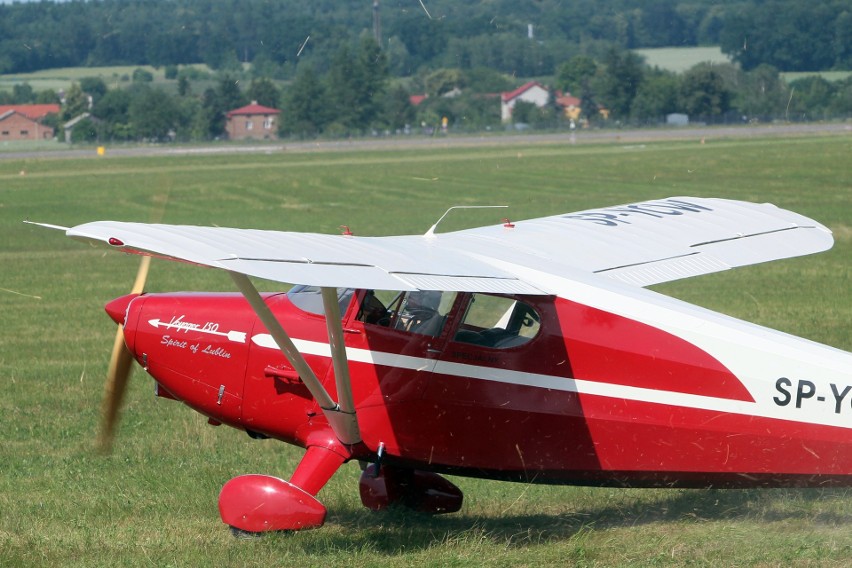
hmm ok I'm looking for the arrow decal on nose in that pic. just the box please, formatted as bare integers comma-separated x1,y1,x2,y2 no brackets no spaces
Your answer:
148,315,247,344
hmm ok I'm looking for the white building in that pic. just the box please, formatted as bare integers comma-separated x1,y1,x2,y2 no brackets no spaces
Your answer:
500,81,550,123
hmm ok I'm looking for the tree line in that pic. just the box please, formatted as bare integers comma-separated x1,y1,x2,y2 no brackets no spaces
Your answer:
0,0,850,77
4,37,850,144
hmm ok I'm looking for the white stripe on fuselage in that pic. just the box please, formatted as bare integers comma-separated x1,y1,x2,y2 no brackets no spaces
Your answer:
250,333,851,430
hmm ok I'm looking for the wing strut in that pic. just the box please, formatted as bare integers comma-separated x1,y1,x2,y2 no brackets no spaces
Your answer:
229,272,361,445
320,287,358,419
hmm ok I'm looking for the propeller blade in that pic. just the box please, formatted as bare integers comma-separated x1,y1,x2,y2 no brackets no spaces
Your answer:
97,255,151,452
130,255,151,295
98,326,135,452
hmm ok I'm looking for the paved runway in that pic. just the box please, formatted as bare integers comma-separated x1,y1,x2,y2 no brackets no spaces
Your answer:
1,122,850,161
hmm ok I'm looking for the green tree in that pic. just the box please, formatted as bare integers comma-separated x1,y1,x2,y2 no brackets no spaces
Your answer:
246,78,281,109
421,68,466,97
592,48,645,120
281,64,329,137
216,74,247,113
381,85,415,131
393,12,448,70
178,75,191,97
128,86,179,140
734,65,788,120
174,95,202,142
835,11,852,69
69,116,98,143
325,36,388,132
786,76,836,121
61,83,90,121
827,77,852,117
198,75,247,137
132,68,154,83
35,89,60,104
720,1,843,72
633,1,687,48
556,55,597,95
79,77,108,105
351,35,389,129
325,44,360,134
630,69,680,122
92,88,132,140
680,64,731,119
11,83,34,103
465,67,513,94
385,35,412,77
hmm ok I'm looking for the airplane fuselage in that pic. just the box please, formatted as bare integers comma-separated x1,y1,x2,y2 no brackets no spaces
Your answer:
111,281,852,489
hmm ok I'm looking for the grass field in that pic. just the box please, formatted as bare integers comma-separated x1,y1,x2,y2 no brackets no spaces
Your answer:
0,133,850,566
633,47,731,73
633,48,852,84
781,71,852,84
0,65,167,92
0,64,219,95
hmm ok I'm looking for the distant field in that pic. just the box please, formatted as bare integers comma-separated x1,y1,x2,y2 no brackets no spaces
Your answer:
633,47,731,73
0,134,850,566
782,71,852,83
0,63,216,93
0,65,163,91
634,46,851,83
4,53,849,99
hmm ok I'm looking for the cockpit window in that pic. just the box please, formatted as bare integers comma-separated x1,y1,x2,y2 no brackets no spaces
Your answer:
287,285,354,317
357,289,457,337
453,294,540,348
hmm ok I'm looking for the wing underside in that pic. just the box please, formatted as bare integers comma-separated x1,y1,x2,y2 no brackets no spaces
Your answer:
57,196,832,293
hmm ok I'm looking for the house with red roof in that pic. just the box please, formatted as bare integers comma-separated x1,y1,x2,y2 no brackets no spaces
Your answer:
225,101,281,140
500,83,588,123
409,94,428,106
0,104,61,141
555,92,582,121
500,82,550,122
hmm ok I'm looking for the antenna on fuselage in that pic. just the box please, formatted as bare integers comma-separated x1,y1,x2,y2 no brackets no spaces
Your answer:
424,205,508,238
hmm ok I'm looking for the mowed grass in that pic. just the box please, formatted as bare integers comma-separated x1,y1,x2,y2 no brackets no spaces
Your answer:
0,133,850,567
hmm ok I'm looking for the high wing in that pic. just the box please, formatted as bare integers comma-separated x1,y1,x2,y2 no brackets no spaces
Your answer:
441,197,834,288
55,197,832,292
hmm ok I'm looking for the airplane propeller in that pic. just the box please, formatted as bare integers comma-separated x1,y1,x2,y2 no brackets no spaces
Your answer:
98,255,150,452
98,193,167,453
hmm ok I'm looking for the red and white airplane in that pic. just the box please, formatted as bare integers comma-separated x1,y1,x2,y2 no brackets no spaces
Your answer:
31,197,851,534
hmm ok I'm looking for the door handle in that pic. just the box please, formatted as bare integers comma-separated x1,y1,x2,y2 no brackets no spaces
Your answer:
264,365,301,384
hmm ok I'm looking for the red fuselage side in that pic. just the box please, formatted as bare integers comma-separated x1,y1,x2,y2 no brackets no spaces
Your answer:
120,289,852,488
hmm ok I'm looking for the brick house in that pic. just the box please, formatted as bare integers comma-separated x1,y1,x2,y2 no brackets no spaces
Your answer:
0,104,61,141
225,101,280,140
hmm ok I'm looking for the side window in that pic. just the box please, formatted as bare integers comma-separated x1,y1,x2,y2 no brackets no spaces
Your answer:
454,294,540,349
357,290,457,337
286,286,355,318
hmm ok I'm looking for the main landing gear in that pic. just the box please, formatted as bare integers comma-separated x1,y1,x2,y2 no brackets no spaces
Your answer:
218,445,463,534
359,463,463,514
